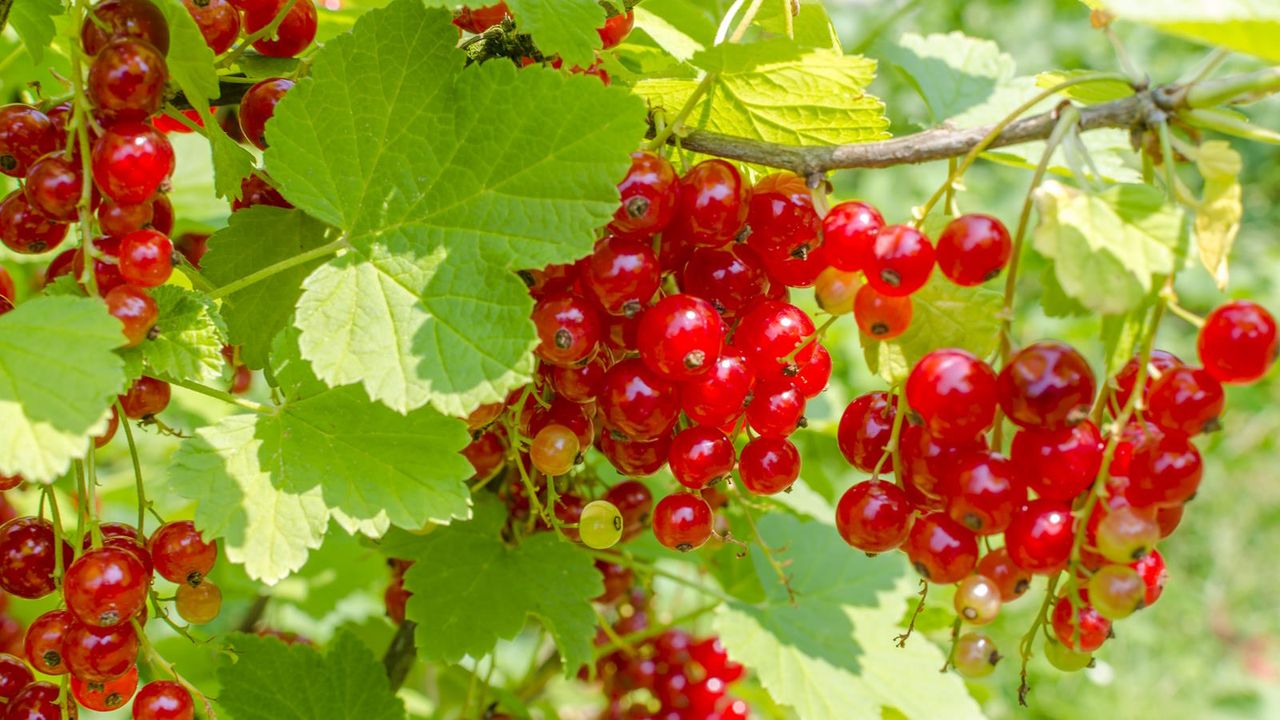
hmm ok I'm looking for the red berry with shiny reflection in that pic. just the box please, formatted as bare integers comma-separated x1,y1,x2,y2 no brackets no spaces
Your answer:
1126,433,1202,508
5,680,58,719
608,150,676,239
1132,548,1167,606
0,652,33,702
1111,349,1182,413
1199,300,1278,384
1004,499,1075,574
105,285,158,348
24,152,83,221
822,200,883,272
745,379,805,437
835,480,911,553
548,354,608,403
1010,420,1103,501
680,347,754,427
64,546,148,627
133,680,194,720
117,229,173,287
184,0,240,54
837,391,895,472
738,436,800,495
583,236,659,316
679,245,767,317
244,0,318,57
596,9,634,48
98,198,154,236
63,620,138,682
149,192,174,234
532,291,602,367
603,480,653,541
1156,504,1184,538
82,0,170,55
119,376,170,418
854,283,912,339
669,426,735,490
671,159,749,247
232,173,291,211
905,348,998,442
92,122,174,205
899,423,986,503
935,214,1011,286
944,451,1024,535
997,341,1095,429
0,517,72,599
0,105,57,178
73,664,138,711
25,610,77,676
174,232,208,269
1052,591,1111,652
793,344,831,398
0,191,68,255
865,224,934,296
452,2,509,33
598,431,670,478
652,493,713,552
237,77,294,150
88,38,168,121
755,238,829,289
976,546,1031,601
746,172,820,255
903,512,978,584
733,300,816,380
148,520,217,585
598,358,680,440
1146,366,1224,436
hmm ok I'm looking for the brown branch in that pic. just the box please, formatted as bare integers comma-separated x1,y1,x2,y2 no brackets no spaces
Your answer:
383,620,418,690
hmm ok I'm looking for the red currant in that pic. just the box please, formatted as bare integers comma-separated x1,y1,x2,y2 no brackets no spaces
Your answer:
63,620,138,682
976,546,1032,601
149,192,174,233
905,348,998,442
119,376,170,418
835,480,911,553
594,560,631,604
902,512,978,584
0,191,68,255
72,664,138,711
792,343,831,398
0,517,72,599
547,354,608,403
670,160,749,247
583,236,659,316
754,239,829,289
737,436,800,495
1125,432,1202,507
531,291,602,367
745,172,820,256
5,681,58,719
652,493,713,552
1131,548,1167,606
184,0,240,53
133,680,195,720
596,9,634,48
452,2,509,33
608,150,676,239
854,283,912,339
935,214,1011,286
679,245,767,317
732,300,816,380
598,431,670,478
117,229,173,287
0,653,33,702
97,198,154,236
82,0,171,55
24,152,84,221
744,379,805,437
1156,503,1184,538
1111,349,1182,413
997,341,1095,429
1009,421,1103,502
669,426,735,490
899,423,986,503
944,451,1025,534
1051,590,1111,652
1004,499,1074,574
244,0,318,57
175,579,222,624
679,347,754,427
1199,300,1277,384
1146,366,1224,436
237,77,294,151
865,224,934,296
598,359,680,440
603,480,653,541
821,200,883,272
837,391,895,473
92,121,175,205
87,38,168,122
148,520,217,585
232,173,292,211
105,285,157,348
0,265,14,305
64,546,149,627
0,105,57,178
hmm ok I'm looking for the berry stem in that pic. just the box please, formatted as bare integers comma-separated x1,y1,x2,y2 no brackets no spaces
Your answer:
894,577,928,647
85,440,103,548
734,494,796,603
589,549,736,604
940,616,962,672
591,603,719,660
172,248,219,294
43,485,67,589
593,606,637,655
1017,572,1061,705
163,375,275,415
780,314,839,365
206,236,348,300
132,618,218,719
118,400,160,533
1164,296,1206,329
67,0,101,296
218,0,300,68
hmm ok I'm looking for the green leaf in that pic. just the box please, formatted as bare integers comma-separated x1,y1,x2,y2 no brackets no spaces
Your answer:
166,132,232,229
1193,140,1242,289
883,31,1015,124
266,0,645,415
1036,70,1134,105
755,0,841,50
153,0,219,103
385,497,602,675
237,55,301,79
170,414,331,584
508,0,606,67
203,207,334,369
632,0,717,62
634,50,889,157
1098,0,1280,62
863,275,1002,384
0,297,125,481
205,119,258,201
7,0,61,63
218,630,406,720
1034,181,1185,315
1039,263,1090,318
1101,309,1147,376
691,37,811,73
118,286,227,384
713,514,984,720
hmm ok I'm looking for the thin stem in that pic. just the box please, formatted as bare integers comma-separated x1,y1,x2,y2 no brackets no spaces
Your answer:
590,550,736,605
85,441,102,548
118,401,149,533
1179,48,1231,87
894,578,928,647
207,237,347,300
133,618,218,719
781,314,840,364
727,0,766,43
871,385,906,482
68,1,99,296
44,486,66,589
1017,573,1061,705
592,603,720,659
165,376,275,414
1165,298,1206,328
736,497,794,603
780,0,793,39
940,617,962,672
219,0,299,68
647,72,718,151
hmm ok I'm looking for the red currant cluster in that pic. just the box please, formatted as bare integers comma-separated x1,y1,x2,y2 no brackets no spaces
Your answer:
454,2,635,83
0,517,217,715
834,300,1277,674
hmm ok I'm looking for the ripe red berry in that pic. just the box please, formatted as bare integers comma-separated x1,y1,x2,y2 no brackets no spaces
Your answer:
63,620,138,682
822,200,883,272
0,517,72,599
854,283,912,340
0,104,58,177
452,2,509,33
88,38,168,122
976,546,1032,601
24,152,84,221
1198,300,1277,384
670,159,749,247
0,265,14,305
865,224,934,296
679,347,754,427
1009,420,1103,502
997,341,1095,429
64,546,149,627
105,285,158,348
652,493,713,552
81,0,171,56
598,358,680,440
24,610,73,676
944,451,1025,535
232,173,292,211
603,480,653,542
184,0,240,54
935,214,1011,286
1110,349,1182,414
237,77,294,151
745,172,820,256
583,236,659,316
97,198,154,236
679,246,767,318
547,354,608,403
792,343,831,398
733,300,816,380
608,151,677,239
737,436,800,495
0,653,33,703
744,379,805,437
637,294,724,381
837,391,895,473
148,520,217,585
1051,591,1111,653
117,229,174,287
244,0,318,57
1125,432,1202,507
596,9,634,48
531,291,602,367
668,426,735,490
150,192,174,234
598,431,670,478
1004,499,1074,574
92,122,175,205
905,348,998,442
5,681,58,719
754,238,829,289
133,680,195,720
835,480,911,553
1132,548,1167,606
1145,366,1224,436
120,376,170,418
903,512,978,584
0,191,68,255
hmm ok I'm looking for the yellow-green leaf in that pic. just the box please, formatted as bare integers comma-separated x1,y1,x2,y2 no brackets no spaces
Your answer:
1194,140,1243,289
